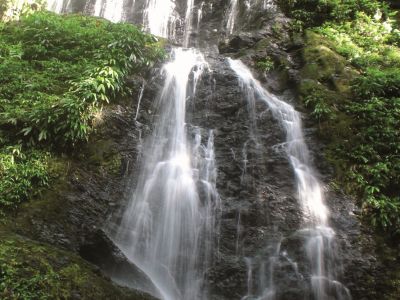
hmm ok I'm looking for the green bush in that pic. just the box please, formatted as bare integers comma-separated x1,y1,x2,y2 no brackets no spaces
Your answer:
317,12,400,68
278,0,386,29
0,146,49,214
288,0,400,235
0,12,164,147
0,0,46,21
352,67,400,98
0,11,165,214
255,56,274,72
0,235,140,299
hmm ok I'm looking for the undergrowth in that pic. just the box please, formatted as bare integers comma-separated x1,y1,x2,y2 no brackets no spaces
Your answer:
280,0,400,235
0,11,165,216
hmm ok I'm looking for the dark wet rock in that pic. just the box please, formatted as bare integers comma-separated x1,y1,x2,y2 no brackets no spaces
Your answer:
79,229,160,299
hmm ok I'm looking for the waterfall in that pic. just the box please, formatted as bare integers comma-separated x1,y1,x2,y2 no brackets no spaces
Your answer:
228,59,351,300
226,0,239,35
144,0,178,39
196,2,205,33
93,0,124,22
113,48,218,300
46,1,356,299
183,0,195,46
47,0,68,13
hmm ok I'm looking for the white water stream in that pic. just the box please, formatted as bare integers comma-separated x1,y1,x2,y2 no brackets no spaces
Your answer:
113,48,217,300
226,0,239,35
47,0,68,13
229,59,350,300
47,0,351,299
93,0,124,22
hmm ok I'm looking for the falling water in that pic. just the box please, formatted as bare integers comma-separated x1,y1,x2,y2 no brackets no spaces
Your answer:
113,48,217,300
93,0,124,23
134,80,145,121
228,59,350,299
144,0,178,38
47,0,68,13
235,210,242,255
197,2,205,32
183,0,195,46
46,0,356,298
226,0,239,35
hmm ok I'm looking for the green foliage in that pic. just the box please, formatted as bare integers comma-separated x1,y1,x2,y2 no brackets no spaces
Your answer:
352,67,400,98
0,0,45,21
0,235,140,299
278,0,386,29
291,1,400,235
306,98,333,121
255,56,274,72
317,12,400,68
0,146,49,215
301,82,334,121
0,11,164,214
342,95,400,232
0,11,164,147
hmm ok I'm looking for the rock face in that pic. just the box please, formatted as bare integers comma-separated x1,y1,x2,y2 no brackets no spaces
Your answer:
11,1,399,299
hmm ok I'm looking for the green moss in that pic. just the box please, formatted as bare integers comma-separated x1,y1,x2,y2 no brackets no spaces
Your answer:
0,233,151,300
86,138,122,175
302,31,355,83
254,38,270,51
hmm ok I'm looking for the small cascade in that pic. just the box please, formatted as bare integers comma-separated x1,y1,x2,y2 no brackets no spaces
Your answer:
263,0,275,10
183,0,195,46
144,0,178,39
192,128,221,267
228,58,351,300
196,2,205,33
93,0,124,22
240,142,249,185
134,80,146,121
235,210,242,256
226,0,239,35
47,0,69,13
243,257,254,299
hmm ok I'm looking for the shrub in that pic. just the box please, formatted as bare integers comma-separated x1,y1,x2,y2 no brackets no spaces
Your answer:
0,11,165,147
278,0,386,29
0,146,49,214
0,11,165,214
289,0,400,235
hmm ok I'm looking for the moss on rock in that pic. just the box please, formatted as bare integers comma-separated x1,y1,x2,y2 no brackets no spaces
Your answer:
301,31,358,88
0,232,153,300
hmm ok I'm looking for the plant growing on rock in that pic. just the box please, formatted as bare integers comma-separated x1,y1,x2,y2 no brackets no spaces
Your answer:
0,11,165,215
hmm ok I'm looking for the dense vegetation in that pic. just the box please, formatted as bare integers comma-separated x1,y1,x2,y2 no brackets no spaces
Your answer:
0,233,143,299
279,0,400,236
0,10,165,217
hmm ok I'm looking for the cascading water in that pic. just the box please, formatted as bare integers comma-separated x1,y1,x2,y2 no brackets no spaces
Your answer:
47,0,68,13
197,2,205,33
144,0,178,39
228,58,351,300
226,0,239,35
46,0,360,299
183,0,195,46
93,0,124,23
113,48,216,300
